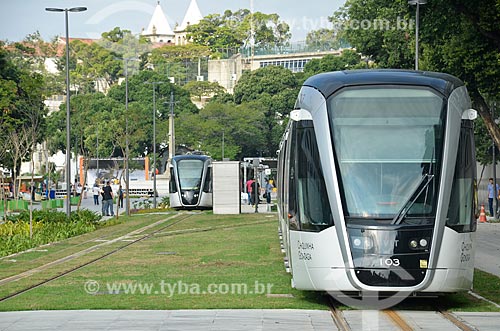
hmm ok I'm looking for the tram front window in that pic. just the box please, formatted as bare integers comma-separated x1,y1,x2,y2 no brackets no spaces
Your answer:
328,87,445,222
177,160,204,190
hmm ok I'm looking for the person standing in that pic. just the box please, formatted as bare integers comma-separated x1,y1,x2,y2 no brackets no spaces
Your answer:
246,178,254,205
102,181,114,216
117,184,124,209
487,178,500,217
92,183,100,205
265,179,274,204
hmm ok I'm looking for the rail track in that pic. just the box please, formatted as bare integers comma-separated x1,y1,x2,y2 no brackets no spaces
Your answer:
327,297,478,331
0,213,193,302
0,213,274,303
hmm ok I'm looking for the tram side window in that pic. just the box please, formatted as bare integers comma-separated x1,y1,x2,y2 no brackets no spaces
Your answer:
203,166,212,193
169,168,177,193
278,142,287,217
288,124,298,230
446,122,476,232
294,121,334,231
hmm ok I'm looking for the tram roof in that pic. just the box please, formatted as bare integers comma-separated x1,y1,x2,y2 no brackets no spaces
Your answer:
172,154,211,161
302,70,464,99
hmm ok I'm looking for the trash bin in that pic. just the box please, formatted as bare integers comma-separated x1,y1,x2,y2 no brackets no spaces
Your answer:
49,190,56,199
70,196,79,205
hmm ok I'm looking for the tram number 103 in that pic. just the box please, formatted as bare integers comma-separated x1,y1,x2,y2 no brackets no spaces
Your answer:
380,258,401,267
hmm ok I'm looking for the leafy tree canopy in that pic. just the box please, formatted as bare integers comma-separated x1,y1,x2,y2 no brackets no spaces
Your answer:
232,66,301,154
176,101,266,160
332,0,500,162
187,10,291,57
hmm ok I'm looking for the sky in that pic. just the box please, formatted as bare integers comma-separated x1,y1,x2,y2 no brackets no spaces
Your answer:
0,0,345,43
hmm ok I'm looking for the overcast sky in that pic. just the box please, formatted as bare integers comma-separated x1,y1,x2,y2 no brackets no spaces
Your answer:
0,0,345,42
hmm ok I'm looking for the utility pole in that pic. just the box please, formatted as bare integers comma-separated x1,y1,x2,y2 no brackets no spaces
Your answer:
250,0,255,68
408,0,427,70
144,81,164,209
493,102,498,218
164,92,179,166
45,6,87,218
121,56,138,216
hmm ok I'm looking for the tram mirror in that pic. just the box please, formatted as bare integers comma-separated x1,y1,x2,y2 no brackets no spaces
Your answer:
462,109,477,120
290,109,312,122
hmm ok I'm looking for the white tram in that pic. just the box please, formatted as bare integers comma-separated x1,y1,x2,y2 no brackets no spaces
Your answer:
169,155,213,210
277,70,478,295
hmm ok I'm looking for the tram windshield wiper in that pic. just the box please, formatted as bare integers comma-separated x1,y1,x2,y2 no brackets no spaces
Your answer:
391,174,435,225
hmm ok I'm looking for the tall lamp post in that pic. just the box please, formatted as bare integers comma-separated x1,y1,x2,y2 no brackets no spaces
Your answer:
408,0,426,70
144,81,164,209
45,6,87,218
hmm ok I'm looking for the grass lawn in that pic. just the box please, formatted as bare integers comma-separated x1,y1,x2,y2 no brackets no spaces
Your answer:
0,212,327,311
0,212,499,312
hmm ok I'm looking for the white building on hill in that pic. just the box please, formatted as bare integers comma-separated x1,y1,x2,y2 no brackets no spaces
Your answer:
141,0,203,46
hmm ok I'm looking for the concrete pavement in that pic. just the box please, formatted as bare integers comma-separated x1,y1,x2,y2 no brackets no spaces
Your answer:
475,221,500,278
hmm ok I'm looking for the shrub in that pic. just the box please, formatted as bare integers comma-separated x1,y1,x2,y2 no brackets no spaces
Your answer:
0,209,102,257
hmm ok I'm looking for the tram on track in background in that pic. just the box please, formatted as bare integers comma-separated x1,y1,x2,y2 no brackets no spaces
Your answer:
169,154,213,210
277,70,478,295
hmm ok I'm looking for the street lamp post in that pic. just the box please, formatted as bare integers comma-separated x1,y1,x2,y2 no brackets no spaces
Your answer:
45,6,87,218
124,58,132,216
408,0,426,70
144,81,164,209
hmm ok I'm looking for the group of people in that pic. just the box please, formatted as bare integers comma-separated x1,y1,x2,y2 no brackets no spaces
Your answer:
92,181,124,216
245,178,274,206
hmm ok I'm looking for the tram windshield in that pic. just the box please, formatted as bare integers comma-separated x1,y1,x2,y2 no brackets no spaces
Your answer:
177,159,204,190
328,87,445,222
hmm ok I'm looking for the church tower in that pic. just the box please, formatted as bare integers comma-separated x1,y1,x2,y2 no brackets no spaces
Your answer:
142,1,175,43
174,0,203,45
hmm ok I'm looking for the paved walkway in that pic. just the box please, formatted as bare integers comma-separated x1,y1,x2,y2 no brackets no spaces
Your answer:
1,309,500,330
476,221,500,278
0,309,335,331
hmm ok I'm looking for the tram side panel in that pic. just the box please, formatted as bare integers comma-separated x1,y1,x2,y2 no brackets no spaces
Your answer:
289,228,356,291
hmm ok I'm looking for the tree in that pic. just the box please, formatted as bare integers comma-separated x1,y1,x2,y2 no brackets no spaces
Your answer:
176,102,266,160
332,0,415,69
187,10,291,56
418,0,500,151
69,40,122,93
147,44,211,85
187,11,247,55
184,80,225,102
306,28,343,51
332,0,500,154
233,65,301,155
0,44,46,182
45,68,199,179
303,49,365,77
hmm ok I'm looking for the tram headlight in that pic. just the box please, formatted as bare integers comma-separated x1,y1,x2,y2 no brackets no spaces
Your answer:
409,238,429,250
351,236,373,250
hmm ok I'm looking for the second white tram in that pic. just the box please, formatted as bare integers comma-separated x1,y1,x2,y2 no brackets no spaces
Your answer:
169,155,213,209
277,70,478,295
